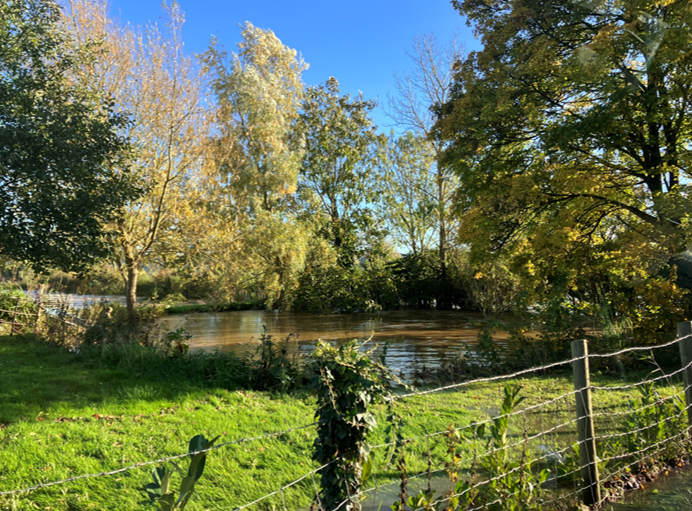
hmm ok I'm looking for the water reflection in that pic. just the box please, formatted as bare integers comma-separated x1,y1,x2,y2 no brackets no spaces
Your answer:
24,291,142,308
159,310,512,376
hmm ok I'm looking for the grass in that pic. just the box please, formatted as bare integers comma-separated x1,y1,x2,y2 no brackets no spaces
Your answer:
0,334,686,510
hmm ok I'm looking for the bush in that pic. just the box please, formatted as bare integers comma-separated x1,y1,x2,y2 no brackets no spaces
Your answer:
82,302,165,349
0,284,36,335
245,329,305,391
165,301,262,315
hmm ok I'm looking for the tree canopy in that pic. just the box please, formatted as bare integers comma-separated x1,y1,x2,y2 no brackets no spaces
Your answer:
205,22,311,309
0,0,137,271
297,77,383,266
65,0,213,319
439,0,692,297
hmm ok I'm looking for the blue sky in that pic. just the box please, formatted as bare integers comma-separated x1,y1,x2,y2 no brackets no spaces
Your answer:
107,0,481,131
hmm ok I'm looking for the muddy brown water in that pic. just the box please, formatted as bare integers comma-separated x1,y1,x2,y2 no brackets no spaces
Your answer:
159,310,513,376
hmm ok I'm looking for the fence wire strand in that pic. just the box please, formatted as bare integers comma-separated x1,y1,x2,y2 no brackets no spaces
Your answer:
395,334,689,401
0,422,319,497
395,356,585,400
591,361,692,391
371,387,581,452
4,333,692,508
595,424,692,508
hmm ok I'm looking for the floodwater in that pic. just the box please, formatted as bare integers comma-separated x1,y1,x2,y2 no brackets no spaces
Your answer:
24,291,139,308
357,468,692,511
159,310,510,375
604,467,692,510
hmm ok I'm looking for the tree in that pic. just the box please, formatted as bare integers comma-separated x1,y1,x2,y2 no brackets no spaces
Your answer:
205,22,310,310
297,77,383,266
206,22,307,214
0,0,137,272
378,131,438,256
439,0,692,301
387,33,464,308
65,0,212,319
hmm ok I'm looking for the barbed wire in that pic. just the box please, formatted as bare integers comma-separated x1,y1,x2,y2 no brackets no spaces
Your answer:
598,423,692,466
341,436,583,511
589,336,688,358
595,424,692,508
3,329,692,506
348,421,581,510
236,335,690,510
406,463,583,511
393,395,688,510
394,356,585,400
591,361,691,391
231,461,334,511
0,422,318,497
593,399,690,445
462,474,585,511
394,334,690,401
370,387,580,453
0,309,35,316
591,385,688,421
407,442,577,511
536,484,584,510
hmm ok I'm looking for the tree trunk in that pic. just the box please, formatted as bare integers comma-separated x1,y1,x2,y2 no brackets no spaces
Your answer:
438,175,450,310
439,221,449,310
125,262,139,323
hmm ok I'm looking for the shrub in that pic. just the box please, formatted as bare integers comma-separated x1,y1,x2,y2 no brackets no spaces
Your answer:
0,284,35,335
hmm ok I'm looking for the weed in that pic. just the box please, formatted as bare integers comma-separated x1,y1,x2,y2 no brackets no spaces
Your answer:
144,434,218,510
246,328,303,391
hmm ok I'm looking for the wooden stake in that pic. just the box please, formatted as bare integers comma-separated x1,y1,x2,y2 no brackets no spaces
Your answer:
34,296,41,335
10,297,20,336
571,339,601,506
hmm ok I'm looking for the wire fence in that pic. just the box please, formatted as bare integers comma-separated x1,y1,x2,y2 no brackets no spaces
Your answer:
2,323,692,510
0,292,102,344
0,422,320,497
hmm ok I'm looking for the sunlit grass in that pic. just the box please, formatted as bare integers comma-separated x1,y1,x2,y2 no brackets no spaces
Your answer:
0,335,683,510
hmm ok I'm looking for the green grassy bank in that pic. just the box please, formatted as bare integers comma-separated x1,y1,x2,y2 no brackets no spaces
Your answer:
0,335,683,510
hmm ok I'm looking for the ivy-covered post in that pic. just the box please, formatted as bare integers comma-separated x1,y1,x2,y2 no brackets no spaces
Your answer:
311,340,395,511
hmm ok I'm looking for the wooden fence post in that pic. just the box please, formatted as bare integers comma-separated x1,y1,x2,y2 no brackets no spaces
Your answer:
61,303,68,345
571,339,601,506
10,296,20,336
34,295,42,335
677,322,692,428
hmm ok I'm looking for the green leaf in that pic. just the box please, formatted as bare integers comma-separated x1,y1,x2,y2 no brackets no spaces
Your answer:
157,493,176,511
187,435,219,481
362,455,373,484
145,482,162,502
179,475,196,496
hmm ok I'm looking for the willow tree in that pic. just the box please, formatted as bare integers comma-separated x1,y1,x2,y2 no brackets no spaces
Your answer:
440,0,692,300
205,23,310,309
65,0,212,320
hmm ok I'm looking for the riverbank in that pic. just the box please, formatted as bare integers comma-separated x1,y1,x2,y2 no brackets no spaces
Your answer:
163,300,264,315
0,334,685,510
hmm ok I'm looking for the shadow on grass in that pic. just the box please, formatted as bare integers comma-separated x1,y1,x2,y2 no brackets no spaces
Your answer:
0,334,251,423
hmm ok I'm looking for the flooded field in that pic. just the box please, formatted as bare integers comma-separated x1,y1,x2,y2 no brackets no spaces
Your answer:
159,309,512,375
604,466,692,510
